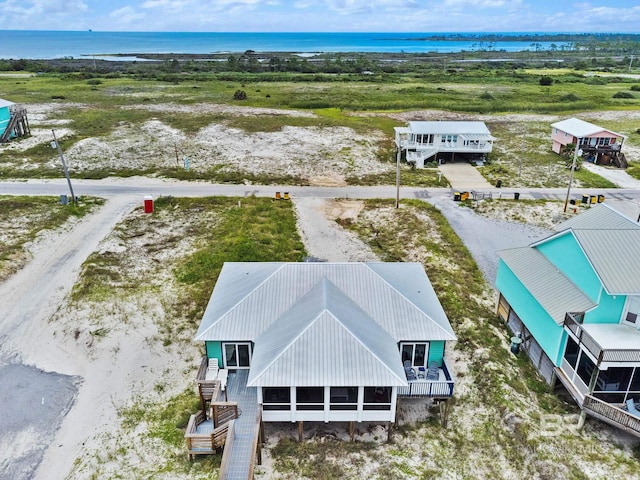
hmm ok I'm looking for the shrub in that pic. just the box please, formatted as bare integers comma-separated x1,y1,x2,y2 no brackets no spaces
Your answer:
480,92,494,100
233,89,247,100
86,79,102,85
630,85,640,91
539,76,553,86
613,91,634,99
560,94,580,102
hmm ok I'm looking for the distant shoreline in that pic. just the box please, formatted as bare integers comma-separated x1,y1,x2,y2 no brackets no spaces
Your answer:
2,31,627,60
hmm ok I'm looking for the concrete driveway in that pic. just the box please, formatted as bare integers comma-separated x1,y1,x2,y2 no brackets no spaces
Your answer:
439,162,494,190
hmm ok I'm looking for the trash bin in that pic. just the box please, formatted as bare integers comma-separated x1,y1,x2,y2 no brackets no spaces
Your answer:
510,335,523,355
496,180,502,188
453,192,461,201
143,195,154,214
569,199,577,205
582,194,589,204
514,192,520,200
60,194,68,205
598,194,605,203
590,195,597,204
283,192,290,200
461,191,469,201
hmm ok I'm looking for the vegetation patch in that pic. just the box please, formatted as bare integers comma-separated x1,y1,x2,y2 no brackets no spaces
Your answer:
0,195,103,281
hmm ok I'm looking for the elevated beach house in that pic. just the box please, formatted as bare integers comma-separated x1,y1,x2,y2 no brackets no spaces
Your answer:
194,262,456,428
496,204,640,435
0,98,29,143
394,121,494,168
551,117,627,168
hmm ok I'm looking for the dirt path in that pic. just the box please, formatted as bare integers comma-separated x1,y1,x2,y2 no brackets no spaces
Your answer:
293,198,378,262
0,195,139,480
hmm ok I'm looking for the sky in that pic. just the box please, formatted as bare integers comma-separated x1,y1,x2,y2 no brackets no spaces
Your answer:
1,0,640,33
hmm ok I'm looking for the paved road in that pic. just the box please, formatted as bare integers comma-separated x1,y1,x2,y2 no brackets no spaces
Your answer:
3,177,640,201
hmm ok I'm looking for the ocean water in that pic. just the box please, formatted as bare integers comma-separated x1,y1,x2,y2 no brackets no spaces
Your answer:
0,30,566,60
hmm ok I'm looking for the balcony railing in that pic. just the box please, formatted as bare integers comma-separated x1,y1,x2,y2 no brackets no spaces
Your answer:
583,395,640,437
564,313,640,365
397,360,454,398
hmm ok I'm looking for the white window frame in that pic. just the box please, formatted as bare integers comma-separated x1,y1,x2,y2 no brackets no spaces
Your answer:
623,297,640,328
400,342,429,369
222,342,253,368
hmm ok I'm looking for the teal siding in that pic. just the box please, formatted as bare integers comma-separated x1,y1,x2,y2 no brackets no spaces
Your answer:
585,291,626,324
427,341,445,367
0,106,10,137
205,341,223,366
496,259,565,365
536,234,601,302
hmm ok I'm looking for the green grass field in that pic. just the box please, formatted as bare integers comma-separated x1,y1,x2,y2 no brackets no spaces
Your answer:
2,66,639,186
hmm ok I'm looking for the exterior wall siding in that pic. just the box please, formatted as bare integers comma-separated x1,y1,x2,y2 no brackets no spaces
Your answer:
496,259,565,365
0,106,10,136
536,235,601,301
427,340,445,366
584,291,626,324
205,341,223,366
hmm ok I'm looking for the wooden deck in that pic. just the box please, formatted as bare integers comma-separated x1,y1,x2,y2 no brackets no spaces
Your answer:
583,395,640,437
184,410,235,460
397,360,455,398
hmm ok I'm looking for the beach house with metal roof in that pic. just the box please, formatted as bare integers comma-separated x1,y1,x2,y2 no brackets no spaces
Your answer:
194,262,456,425
394,121,494,168
496,204,640,435
551,117,627,168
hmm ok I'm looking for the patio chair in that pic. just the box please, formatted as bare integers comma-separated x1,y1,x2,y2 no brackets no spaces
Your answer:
627,399,640,417
404,360,417,381
426,361,440,381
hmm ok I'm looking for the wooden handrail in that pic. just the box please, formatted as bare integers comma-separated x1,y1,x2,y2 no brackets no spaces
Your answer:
248,405,263,479
218,420,237,479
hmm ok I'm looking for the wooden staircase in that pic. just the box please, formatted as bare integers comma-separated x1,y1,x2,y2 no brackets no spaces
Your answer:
1,106,30,143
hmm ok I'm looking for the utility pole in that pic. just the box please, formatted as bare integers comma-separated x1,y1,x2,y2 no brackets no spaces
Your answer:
395,145,401,208
52,129,77,205
563,141,582,213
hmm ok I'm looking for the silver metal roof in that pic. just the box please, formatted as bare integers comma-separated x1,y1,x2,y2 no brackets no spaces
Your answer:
548,205,640,295
498,247,596,324
551,117,626,139
572,230,640,295
197,263,454,388
195,262,456,342
407,121,492,136
247,278,407,387
555,204,640,232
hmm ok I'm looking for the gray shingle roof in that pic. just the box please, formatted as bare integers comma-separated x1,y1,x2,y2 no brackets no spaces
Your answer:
498,247,596,324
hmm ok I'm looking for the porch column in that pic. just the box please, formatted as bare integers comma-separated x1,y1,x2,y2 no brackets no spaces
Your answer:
324,386,331,423
290,386,297,423
357,386,364,423
390,387,399,422
298,421,304,442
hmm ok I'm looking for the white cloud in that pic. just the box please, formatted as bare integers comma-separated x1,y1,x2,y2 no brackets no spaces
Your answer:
109,6,146,24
